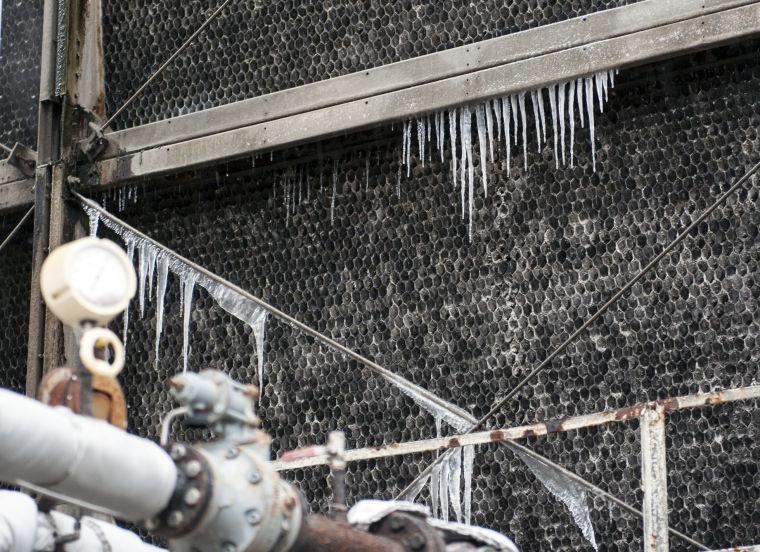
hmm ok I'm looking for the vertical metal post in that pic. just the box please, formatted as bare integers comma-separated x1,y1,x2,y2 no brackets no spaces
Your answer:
640,404,669,552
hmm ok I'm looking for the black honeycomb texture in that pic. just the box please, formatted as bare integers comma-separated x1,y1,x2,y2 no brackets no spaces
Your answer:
0,213,33,394
86,38,760,551
0,0,42,148
102,0,638,130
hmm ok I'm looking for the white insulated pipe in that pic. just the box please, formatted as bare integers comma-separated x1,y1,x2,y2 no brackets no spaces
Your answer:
0,388,177,521
0,491,166,552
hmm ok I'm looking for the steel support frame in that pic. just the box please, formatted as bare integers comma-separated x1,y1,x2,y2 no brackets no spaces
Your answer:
274,385,760,550
87,0,760,188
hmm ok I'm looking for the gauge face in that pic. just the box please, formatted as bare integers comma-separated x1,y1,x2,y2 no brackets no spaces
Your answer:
68,243,132,310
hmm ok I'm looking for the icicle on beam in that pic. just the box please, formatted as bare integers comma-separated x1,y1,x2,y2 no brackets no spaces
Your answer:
440,453,450,522
123,240,135,349
181,273,196,372
463,445,475,525
88,210,99,237
549,84,559,169
417,118,426,167
459,107,468,220
558,82,567,167
501,97,511,176
146,247,158,302
492,99,502,144
475,104,488,197
569,81,576,168
448,447,463,523
576,78,585,128
516,450,598,551
430,416,442,518
530,90,542,152
448,109,458,189
484,101,495,164
154,255,169,368
585,76,597,172
518,92,528,171
138,243,149,317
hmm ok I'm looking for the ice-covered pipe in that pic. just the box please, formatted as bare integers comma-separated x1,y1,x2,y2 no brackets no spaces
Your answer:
0,491,166,552
0,389,177,521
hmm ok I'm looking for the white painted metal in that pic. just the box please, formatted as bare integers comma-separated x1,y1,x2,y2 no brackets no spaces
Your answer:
0,389,176,521
640,405,669,552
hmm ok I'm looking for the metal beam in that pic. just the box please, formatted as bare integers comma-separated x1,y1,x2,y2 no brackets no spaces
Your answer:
0,179,35,213
641,405,669,552
273,385,760,470
94,0,760,187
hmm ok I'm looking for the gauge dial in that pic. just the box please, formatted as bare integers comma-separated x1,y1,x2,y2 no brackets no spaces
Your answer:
68,244,132,309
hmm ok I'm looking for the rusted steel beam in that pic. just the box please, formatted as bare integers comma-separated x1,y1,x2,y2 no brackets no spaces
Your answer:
641,405,669,552
274,385,760,470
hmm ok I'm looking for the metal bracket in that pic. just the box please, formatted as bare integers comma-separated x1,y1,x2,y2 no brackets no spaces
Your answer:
78,122,109,163
5,143,38,177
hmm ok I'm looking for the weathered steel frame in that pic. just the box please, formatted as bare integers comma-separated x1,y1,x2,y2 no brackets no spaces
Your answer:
274,386,760,551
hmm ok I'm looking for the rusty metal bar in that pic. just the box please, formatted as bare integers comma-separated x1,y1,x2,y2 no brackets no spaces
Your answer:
93,1,760,187
641,405,669,552
273,385,760,470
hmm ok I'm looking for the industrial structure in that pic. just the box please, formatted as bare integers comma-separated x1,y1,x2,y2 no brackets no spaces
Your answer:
0,0,759,550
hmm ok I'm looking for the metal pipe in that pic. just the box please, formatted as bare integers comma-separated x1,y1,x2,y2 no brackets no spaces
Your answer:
0,389,177,521
291,515,406,552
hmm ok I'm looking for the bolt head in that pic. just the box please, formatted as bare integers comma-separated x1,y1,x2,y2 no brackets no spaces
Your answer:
245,508,262,526
225,447,239,459
184,459,202,478
184,487,202,506
248,470,262,484
170,444,187,460
167,511,185,528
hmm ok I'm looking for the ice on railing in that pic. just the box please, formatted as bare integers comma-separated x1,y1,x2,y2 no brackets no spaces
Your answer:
517,449,598,551
398,70,617,239
84,203,270,395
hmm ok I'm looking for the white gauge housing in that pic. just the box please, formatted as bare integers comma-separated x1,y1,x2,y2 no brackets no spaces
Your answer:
41,237,137,327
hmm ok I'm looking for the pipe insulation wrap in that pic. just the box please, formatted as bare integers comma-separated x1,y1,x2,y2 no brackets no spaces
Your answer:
0,389,177,521
0,492,37,552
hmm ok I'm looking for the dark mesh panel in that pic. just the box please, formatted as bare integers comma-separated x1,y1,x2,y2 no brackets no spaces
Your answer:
102,0,639,130
0,212,33,394
0,0,42,148
89,38,760,551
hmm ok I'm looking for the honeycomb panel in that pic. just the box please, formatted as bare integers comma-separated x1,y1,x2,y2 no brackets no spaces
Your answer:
0,0,42,148
93,39,760,551
0,212,33,394
102,0,639,130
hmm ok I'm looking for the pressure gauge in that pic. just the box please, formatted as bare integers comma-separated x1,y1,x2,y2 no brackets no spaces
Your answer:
41,237,137,327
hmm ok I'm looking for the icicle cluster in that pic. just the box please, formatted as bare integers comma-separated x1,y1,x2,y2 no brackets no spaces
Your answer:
99,185,139,213
400,70,617,239
84,203,269,394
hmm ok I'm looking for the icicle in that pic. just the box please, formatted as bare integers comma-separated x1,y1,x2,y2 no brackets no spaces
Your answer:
426,114,432,143
181,273,196,372
331,162,337,225
463,445,475,525
405,120,413,177
448,447,463,523
154,255,169,368
440,454,450,522
518,92,528,171
549,84,559,169
306,174,311,201
509,96,519,147
137,244,149,317
430,416,443,518
122,240,135,348
569,81,576,168
448,109,458,189
437,112,445,163
88,209,99,237
484,100,495,163
602,71,609,102
492,99,502,143
401,121,409,170
417,118,427,167
595,72,604,113
252,311,269,398
585,77,597,172
401,470,431,502
576,78,585,128
475,104,488,197
501,97,511,176
558,82,567,167
466,112,474,241
517,450,598,550
146,247,157,302
530,90,542,151
537,89,547,145
459,107,470,220
609,68,616,89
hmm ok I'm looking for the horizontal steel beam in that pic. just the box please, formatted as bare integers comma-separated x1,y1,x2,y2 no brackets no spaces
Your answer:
273,385,760,470
95,0,760,187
